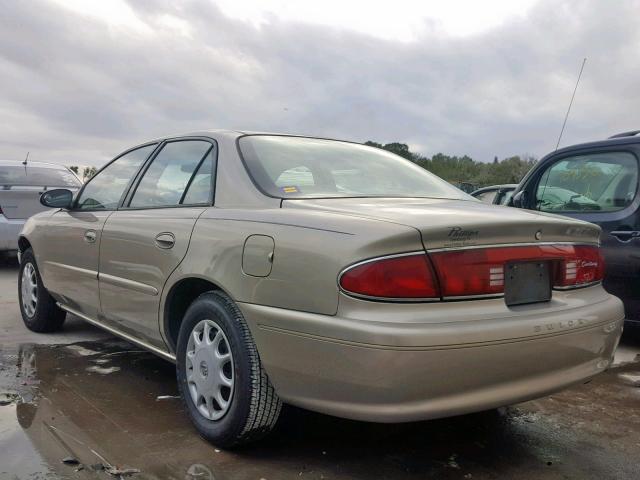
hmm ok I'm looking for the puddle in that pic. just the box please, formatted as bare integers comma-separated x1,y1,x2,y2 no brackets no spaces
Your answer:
0,340,638,480
86,365,121,375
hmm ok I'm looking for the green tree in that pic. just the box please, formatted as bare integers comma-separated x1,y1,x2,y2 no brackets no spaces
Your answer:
366,140,537,188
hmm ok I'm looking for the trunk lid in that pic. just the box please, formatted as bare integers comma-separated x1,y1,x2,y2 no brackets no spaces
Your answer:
282,197,601,249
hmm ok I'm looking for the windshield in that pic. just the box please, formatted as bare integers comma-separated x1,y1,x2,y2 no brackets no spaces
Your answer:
238,135,469,200
0,166,80,187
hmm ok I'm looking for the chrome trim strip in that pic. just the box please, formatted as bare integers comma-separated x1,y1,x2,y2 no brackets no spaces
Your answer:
45,261,97,279
443,293,504,301
98,272,158,296
427,241,597,253
553,280,602,291
57,303,176,362
338,251,441,303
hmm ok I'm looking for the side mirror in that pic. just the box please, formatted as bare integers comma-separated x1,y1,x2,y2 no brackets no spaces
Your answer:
511,190,527,208
40,189,73,209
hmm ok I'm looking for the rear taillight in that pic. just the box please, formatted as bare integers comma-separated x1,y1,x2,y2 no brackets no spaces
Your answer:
339,253,439,299
430,244,604,297
339,244,603,302
553,245,605,288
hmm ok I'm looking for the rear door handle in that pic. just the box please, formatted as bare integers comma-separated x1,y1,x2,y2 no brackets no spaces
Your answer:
84,230,97,243
610,231,640,242
155,232,175,249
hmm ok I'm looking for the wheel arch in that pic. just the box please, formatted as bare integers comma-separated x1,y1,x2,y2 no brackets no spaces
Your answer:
162,276,234,352
18,235,32,254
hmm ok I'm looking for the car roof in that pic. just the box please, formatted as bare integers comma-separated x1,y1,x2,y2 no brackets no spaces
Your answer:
141,129,357,145
551,131,640,158
0,159,70,170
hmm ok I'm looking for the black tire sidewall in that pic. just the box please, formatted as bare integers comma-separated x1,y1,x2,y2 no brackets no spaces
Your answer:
176,293,254,446
18,250,41,327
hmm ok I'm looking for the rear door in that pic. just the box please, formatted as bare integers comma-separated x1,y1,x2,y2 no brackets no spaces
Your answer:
0,166,80,219
98,139,216,347
42,145,157,319
521,147,640,320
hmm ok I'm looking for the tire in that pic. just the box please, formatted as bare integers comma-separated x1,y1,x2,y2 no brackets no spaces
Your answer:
18,248,66,332
176,291,282,448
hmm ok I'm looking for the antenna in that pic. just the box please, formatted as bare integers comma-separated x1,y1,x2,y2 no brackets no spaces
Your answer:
22,151,29,166
555,57,587,150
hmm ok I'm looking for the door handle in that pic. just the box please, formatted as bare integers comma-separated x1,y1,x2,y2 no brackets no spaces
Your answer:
155,232,175,249
610,230,640,242
84,230,97,243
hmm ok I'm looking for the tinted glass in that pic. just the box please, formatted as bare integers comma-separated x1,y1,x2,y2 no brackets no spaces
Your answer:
130,141,211,208
239,136,469,199
182,152,215,205
536,152,638,212
76,145,155,210
0,166,80,187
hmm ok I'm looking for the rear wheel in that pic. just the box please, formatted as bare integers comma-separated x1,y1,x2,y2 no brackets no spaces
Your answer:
18,248,66,332
176,291,281,448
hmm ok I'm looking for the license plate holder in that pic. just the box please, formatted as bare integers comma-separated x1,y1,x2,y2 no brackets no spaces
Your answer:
504,261,551,306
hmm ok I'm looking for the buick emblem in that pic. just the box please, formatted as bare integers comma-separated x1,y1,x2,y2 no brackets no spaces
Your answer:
535,230,543,240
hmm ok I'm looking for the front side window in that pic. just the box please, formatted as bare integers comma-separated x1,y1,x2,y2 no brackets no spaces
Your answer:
76,144,156,210
129,140,212,208
536,152,638,213
239,136,469,200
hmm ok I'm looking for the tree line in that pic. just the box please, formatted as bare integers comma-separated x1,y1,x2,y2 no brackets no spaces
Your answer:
68,165,98,181
365,141,537,189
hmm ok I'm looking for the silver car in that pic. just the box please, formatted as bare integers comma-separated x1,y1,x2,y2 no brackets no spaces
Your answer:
0,160,81,253
18,131,624,447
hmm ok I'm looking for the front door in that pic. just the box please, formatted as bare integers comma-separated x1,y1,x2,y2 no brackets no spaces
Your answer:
40,210,111,319
530,148,640,320
41,143,157,319
98,139,216,347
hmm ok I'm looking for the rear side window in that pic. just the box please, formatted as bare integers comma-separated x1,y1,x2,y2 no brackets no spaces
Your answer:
536,152,638,212
76,144,156,210
129,140,212,208
0,166,80,187
182,152,215,205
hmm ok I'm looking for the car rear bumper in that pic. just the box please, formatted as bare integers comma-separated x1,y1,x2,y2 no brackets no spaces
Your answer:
239,285,624,422
0,215,24,252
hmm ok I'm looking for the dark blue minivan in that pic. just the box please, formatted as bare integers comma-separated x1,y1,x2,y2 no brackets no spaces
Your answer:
511,131,640,326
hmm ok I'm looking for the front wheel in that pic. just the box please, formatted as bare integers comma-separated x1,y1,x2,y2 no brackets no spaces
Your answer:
18,248,66,332
176,291,282,448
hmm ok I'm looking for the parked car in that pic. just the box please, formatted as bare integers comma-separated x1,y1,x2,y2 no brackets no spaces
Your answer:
511,130,640,326
18,131,624,447
471,184,517,205
0,160,81,254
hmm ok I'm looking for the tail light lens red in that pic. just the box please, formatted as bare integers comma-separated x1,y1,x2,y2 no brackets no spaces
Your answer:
340,245,604,300
430,244,604,297
339,253,439,299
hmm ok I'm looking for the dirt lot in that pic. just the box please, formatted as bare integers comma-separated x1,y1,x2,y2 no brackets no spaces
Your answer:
1,259,639,480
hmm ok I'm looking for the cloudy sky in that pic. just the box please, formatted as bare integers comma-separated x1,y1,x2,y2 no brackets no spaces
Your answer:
1,0,639,167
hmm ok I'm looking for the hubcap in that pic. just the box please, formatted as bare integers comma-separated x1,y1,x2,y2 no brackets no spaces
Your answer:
21,263,38,318
186,319,234,421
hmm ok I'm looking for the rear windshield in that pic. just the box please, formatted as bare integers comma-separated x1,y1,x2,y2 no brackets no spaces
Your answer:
0,166,80,187
238,135,469,199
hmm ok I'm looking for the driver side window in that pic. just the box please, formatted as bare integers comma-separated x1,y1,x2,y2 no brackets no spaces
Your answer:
76,144,157,210
536,152,638,213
